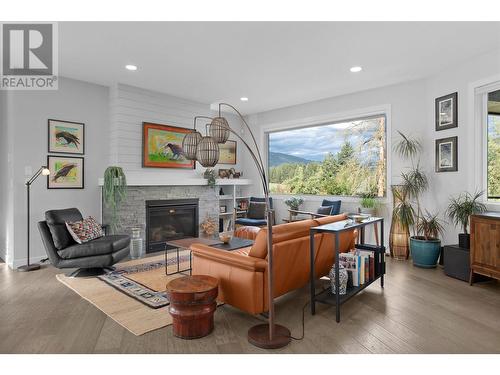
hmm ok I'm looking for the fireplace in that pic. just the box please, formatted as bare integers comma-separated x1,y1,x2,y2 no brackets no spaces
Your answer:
145,199,199,253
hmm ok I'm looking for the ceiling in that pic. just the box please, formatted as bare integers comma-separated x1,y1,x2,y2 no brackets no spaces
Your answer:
59,22,500,115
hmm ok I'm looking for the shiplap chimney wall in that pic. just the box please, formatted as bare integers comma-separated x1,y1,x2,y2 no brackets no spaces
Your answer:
108,84,245,182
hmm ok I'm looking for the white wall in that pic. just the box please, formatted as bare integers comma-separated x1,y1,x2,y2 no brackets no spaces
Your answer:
4,77,110,268
245,49,500,246
109,84,245,180
0,91,10,262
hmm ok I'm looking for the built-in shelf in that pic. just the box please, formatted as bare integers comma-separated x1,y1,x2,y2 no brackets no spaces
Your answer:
219,196,234,200
235,196,250,200
219,212,234,216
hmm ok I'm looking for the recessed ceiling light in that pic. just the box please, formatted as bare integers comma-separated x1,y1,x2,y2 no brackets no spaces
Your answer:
240,97,249,102
350,66,362,73
125,64,138,71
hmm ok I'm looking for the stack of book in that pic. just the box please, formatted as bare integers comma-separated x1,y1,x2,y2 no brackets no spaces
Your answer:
338,249,377,288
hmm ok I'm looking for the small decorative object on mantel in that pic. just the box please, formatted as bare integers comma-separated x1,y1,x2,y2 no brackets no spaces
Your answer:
218,167,242,179
435,92,458,131
435,136,458,172
284,196,304,216
200,216,218,238
203,168,216,188
48,119,85,155
47,155,84,189
329,264,348,295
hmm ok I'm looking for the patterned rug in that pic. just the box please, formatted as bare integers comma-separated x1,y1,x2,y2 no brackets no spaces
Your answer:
98,254,190,308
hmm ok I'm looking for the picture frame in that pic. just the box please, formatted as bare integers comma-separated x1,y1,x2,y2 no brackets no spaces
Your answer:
219,205,227,214
48,119,85,155
142,122,195,169
435,136,458,172
218,140,237,164
47,155,84,189
435,92,458,131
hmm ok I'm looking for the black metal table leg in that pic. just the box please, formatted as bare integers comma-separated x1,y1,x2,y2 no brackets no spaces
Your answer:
380,220,385,288
335,234,340,323
310,230,316,315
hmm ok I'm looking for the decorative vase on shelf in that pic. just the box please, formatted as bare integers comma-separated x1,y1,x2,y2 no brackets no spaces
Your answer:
329,264,348,295
130,226,144,259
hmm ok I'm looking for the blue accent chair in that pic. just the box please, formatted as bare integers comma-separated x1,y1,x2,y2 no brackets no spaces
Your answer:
235,197,275,227
321,199,342,215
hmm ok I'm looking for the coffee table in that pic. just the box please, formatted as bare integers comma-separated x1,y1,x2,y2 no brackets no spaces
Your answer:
165,237,220,276
165,236,254,275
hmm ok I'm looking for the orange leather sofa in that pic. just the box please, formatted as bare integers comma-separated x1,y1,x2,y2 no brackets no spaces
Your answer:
190,213,356,315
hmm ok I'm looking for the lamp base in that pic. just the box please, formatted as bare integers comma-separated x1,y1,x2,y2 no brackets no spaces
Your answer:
17,263,41,272
247,323,291,349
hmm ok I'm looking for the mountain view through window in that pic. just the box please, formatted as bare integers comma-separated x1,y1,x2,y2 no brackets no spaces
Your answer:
268,115,387,197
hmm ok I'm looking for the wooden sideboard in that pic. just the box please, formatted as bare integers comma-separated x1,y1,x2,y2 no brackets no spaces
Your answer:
470,212,500,285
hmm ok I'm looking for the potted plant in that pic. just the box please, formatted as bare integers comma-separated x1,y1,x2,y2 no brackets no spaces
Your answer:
103,166,127,232
446,191,486,248
284,196,304,216
203,168,217,188
410,211,445,268
359,192,378,216
392,131,446,267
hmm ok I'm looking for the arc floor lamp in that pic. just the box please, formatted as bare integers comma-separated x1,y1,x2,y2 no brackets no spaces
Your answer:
183,103,291,349
18,166,51,272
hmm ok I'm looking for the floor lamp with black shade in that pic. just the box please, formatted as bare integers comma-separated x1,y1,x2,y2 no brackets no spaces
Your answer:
185,103,291,349
18,166,50,272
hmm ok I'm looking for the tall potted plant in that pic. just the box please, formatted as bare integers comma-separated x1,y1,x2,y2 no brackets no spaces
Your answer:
446,191,486,248
392,131,445,267
103,166,127,232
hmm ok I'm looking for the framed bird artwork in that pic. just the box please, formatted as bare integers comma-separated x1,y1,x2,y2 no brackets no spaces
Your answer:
142,122,196,169
47,156,84,189
48,119,85,155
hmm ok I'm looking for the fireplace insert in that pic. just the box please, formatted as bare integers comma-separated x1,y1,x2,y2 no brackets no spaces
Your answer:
145,199,199,253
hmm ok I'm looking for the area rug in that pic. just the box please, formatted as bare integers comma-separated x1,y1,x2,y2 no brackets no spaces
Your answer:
98,253,190,308
56,254,190,336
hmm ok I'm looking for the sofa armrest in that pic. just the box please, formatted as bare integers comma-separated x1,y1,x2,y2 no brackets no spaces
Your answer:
191,243,267,272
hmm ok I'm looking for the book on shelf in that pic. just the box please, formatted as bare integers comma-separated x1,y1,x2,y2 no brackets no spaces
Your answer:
339,253,359,287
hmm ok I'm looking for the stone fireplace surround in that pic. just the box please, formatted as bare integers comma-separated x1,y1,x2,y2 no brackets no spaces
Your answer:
102,185,219,238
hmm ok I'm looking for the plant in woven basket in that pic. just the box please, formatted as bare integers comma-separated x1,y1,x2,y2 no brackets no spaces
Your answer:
103,166,127,232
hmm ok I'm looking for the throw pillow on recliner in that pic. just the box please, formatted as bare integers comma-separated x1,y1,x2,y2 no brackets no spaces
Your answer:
316,205,333,215
65,216,104,244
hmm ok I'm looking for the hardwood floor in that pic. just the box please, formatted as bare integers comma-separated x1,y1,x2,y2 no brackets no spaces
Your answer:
1,257,499,354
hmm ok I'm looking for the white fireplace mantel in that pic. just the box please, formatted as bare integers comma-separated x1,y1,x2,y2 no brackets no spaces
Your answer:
97,175,252,187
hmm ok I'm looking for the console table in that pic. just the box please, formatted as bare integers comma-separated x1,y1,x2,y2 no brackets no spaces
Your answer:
309,217,386,322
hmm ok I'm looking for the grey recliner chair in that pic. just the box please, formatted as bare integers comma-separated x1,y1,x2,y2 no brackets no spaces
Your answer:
38,208,130,277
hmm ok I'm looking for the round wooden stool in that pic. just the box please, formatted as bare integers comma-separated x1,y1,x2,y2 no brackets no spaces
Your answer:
165,275,219,339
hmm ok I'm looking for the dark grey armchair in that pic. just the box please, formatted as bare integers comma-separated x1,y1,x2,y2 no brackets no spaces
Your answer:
38,208,130,276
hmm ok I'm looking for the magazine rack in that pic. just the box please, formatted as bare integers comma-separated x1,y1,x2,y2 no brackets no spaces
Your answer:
309,217,386,322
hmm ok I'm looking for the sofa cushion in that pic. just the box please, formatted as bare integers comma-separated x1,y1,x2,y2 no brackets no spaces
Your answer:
321,199,341,215
317,205,333,215
248,219,317,259
46,208,83,250
247,201,267,219
235,218,267,227
57,235,130,259
234,226,261,240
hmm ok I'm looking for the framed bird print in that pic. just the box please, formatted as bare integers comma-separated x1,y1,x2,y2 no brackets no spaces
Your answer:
142,122,195,169
47,155,84,189
48,119,85,155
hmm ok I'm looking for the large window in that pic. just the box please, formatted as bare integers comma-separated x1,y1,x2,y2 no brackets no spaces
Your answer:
487,89,500,202
267,114,387,197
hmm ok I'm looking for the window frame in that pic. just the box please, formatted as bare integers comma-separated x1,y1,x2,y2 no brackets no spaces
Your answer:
471,77,500,206
262,105,391,201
